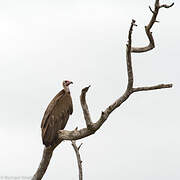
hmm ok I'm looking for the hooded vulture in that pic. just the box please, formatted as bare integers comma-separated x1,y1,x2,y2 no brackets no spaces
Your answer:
41,80,73,147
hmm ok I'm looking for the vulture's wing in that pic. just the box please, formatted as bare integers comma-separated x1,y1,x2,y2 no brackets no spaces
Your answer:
41,90,73,146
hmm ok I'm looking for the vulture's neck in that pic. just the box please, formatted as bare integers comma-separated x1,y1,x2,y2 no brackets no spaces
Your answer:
63,86,70,93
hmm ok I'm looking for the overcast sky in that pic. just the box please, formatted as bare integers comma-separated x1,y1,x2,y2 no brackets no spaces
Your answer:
0,0,179,180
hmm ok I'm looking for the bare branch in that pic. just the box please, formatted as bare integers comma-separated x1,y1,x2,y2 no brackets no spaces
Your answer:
133,84,173,93
59,20,137,137
57,12,173,142
32,147,54,180
160,3,174,9
126,19,136,90
59,128,94,141
149,6,155,14
72,141,83,180
57,11,173,142
58,83,172,141
78,143,83,150
94,19,137,128
80,86,94,130
131,0,174,53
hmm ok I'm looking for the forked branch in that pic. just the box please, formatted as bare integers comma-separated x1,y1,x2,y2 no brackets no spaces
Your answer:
58,18,172,142
131,0,174,53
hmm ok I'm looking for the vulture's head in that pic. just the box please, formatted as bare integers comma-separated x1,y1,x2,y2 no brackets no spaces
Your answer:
63,80,73,92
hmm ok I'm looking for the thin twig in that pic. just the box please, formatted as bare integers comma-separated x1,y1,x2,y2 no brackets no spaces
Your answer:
149,6,155,14
160,3,174,9
72,141,83,180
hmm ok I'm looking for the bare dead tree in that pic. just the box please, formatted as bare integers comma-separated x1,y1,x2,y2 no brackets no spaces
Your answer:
32,0,174,179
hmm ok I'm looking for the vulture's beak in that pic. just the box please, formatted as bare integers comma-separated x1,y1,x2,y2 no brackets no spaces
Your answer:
68,81,73,86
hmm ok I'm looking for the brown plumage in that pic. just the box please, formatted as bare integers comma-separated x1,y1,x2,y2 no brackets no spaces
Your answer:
41,80,73,147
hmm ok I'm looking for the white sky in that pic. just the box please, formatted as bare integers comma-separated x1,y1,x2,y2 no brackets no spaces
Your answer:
0,0,179,180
